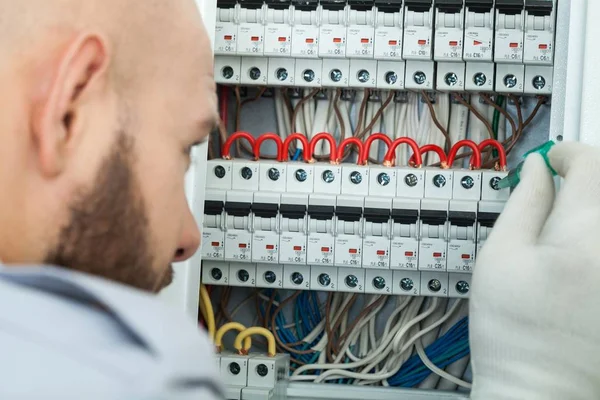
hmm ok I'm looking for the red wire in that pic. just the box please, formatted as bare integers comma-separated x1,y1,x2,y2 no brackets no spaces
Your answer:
409,144,448,167
447,140,482,169
336,137,364,164
361,133,393,165
222,131,255,159
282,133,310,162
219,86,228,130
383,137,422,167
253,133,284,162
478,139,507,170
308,132,337,163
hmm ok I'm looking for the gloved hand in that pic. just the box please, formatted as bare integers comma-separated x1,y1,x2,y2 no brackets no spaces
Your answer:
470,142,600,400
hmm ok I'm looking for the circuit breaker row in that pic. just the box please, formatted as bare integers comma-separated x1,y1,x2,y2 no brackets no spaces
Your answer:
216,353,289,400
215,0,555,94
202,189,505,273
203,260,474,298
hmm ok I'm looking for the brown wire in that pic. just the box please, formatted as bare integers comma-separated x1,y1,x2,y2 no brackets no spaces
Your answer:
326,294,358,362
332,295,387,360
421,91,452,153
263,289,278,329
480,93,518,139
523,96,546,128
333,88,346,141
271,291,317,355
353,89,370,137
452,93,495,140
291,88,320,133
357,91,394,140
233,86,268,158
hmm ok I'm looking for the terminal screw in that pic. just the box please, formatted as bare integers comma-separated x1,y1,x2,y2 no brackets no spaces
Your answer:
377,172,391,186
461,175,475,189
322,170,335,183
268,167,280,181
357,69,370,83
237,269,249,283
456,280,470,294
405,174,419,187
400,278,414,291
413,71,426,85
256,364,269,377
318,273,331,287
345,275,358,288
295,169,308,182
229,362,241,375
264,271,277,284
241,167,253,180
373,276,386,290
214,165,226,179
291,272,304,285
504,74,517,89
222,66,234,80
350,171,363,185
428,279,442,292
490,176,501,190
433,174,447,188
303,69,315,83
385,71,398,85
249,67,261,81
276,68,288,82
210,268,223,281
330,69,343,82
444,72,458,87
473,72,487,87
532,75,546,90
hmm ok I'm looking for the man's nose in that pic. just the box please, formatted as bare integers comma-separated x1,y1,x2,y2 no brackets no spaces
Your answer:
173,208,201,262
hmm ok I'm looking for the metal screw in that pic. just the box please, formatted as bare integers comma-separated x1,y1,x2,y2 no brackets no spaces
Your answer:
461,175,475,189
214,165,226,179
503,74,517,88
229,362,241,375
210,268,223,281
295,169,308,182
256,364,269,377
350,171,363,185
322,170,335,183
444,72,458,87
400,278,414,291
318,273,331,287
489,176,501,190
264,271,277,284
377,172,391,186
428,279,442,292
291,272,304,285
222,66,234,80
385,71,398,85
330,69,343,82
237,269,249,283
357,69,370,83
345,275,358,289
276,68,288,82
413,71,426,85
372,276,386,290
303,69,315,83
404,173,418,187
268,167,280,181
249,67,262,81
473,72,487,87
456,280,470,294
241,166,253,180
532,75,546,90
433,174,447,188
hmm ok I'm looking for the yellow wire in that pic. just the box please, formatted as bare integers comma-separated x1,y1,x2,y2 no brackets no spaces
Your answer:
215,322,252,352
199,284,216,340
234,327,277,357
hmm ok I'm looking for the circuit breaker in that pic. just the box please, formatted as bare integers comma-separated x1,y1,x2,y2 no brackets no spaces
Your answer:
279,193,308,265
390,198,420,270
362,197,393,269
418,199,449,271
291,0,320,58
447,200,477,273
251,192,281,263
374,0,404,60
334,196,365,267
306,195,337,266
225,191,254,262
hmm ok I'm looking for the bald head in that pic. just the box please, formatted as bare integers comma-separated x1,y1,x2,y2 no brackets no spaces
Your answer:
0,0,218,291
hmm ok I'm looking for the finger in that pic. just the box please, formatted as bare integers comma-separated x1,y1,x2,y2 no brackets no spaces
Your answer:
539,142,600,245
547,142,600,209
487,154,555,246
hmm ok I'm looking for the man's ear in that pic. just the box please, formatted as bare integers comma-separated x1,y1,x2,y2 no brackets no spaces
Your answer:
31,33,110,177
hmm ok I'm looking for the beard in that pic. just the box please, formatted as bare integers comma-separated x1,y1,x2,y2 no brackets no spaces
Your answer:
45,133,173,293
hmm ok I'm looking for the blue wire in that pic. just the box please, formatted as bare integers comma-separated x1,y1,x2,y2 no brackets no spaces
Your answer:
292,149,302,161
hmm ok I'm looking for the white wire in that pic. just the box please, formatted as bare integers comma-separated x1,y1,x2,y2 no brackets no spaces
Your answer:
497,99,507,142
311,95,330,156
391,297,440,353
394,101,409,165
415,339,472,389
468,94,489,143
274,89,287,139
437,355,470,391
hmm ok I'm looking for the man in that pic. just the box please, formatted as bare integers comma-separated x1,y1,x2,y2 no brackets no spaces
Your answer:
0,0,221,398
1,1,599,400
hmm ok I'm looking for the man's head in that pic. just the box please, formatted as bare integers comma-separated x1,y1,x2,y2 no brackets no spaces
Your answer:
0,0,218,292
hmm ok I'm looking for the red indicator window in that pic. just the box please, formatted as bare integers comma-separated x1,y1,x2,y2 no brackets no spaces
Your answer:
278,37,287,42
293,246,302,251
321,247,330,252
333,37,342,43
349,249,358,254
388,40,398,46
539,44,548,50
418,39,427,45
361,38,369,43
449,40,458,46
251,36,260,42
461,254,471,259
377,250,386,256
306,38,314,44
211,242,220,247
405,251,414,257
224,35,233,41
473,40,483,46
266,244,275,250
433,252,442,258
509,42,519,48
239,243,247,249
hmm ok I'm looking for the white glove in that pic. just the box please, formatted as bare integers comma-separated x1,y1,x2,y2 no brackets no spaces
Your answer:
470,142,600,400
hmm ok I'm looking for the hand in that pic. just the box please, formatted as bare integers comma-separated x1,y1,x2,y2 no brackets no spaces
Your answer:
470,142,600,399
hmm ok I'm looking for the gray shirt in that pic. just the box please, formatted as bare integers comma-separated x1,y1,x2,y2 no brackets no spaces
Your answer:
0,265,222,399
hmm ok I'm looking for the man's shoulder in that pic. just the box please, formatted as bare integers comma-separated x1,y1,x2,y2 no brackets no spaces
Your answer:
0,265,221,399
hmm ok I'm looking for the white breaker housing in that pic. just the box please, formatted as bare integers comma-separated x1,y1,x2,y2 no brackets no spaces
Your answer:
291,0,320,58
215,0,239,55
346,0,376,59
318,0,348,58
390,198,420,270
237,0,266,56
374,0,404,60
494,0,525,63
224,191,254,262
264,0,293,57
251,192,281,264
203,190,227,261
279,193,308,265
403,0,434,60
463,0,494,62
334,195,365,267
523,0,555,65
477,200,505,254
363,197,393,269
307,194,337,266
418,199,449,271
447,200,477,273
